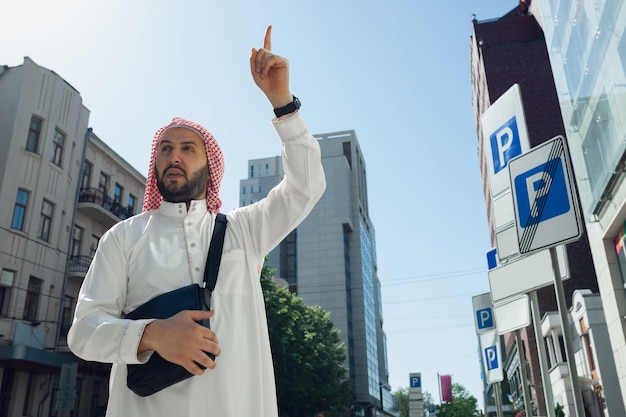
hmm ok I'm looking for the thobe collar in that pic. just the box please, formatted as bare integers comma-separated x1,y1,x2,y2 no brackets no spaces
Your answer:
158,200,208,217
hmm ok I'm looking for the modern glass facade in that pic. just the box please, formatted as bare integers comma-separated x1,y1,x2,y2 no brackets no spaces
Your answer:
538,0,626,216
360,220,380,399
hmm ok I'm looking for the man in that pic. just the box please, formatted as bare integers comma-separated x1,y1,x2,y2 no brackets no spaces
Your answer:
68,26,326,417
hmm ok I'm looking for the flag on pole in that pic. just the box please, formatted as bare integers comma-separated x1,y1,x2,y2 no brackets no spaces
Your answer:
440,374,452,402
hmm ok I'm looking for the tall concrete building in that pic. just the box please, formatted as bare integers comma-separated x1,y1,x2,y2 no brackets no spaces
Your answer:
240,129,395,416
0,57,145,416
469,3,612,417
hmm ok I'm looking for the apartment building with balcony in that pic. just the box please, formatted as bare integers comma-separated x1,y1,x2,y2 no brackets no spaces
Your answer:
0,57,145,416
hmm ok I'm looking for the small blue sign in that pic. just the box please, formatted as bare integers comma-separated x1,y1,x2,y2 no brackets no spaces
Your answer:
486,249,498,270
490,116,522,174
410,375,421,388
514,158,569,228
476,308,494,329
485,346,499,370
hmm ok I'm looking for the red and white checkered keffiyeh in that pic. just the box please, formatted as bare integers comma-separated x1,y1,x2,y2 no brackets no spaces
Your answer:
142,117,224,213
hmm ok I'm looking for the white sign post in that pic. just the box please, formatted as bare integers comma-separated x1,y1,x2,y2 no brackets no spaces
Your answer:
508,135,582,254
482,84,531,262
479,330,503,383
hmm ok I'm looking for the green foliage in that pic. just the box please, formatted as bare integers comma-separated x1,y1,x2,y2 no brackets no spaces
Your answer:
555,403,565,417
394,383,479,417
392,387,409,417
436,384,480,417
261,267,352,417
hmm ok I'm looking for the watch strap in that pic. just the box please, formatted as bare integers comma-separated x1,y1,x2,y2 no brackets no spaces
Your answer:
273,95,301,118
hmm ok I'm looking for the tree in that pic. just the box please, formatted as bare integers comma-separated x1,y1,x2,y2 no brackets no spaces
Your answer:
261,268,353,417
392,387,409,417
436,383,480,417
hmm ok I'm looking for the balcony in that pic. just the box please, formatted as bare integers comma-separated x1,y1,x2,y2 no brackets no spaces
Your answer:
68,255,93,279
78,187,135,227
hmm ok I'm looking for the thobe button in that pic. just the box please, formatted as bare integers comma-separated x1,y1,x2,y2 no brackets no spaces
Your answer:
195,267,200,272
191,243,196,247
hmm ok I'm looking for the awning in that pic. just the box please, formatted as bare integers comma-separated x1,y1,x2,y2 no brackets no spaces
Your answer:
0,345,75,373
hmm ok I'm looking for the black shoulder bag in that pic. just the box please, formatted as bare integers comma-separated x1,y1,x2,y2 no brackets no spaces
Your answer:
125,213,227,397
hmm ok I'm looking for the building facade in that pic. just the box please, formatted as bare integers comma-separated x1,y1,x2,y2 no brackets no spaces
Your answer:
469,3,610,416
0,57,145,416
536,0,626,411
240,130,395,416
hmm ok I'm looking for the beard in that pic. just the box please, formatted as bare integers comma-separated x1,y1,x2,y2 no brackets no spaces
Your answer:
156,165,209,203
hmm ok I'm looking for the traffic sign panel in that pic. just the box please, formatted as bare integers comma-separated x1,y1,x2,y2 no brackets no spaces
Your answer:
479,330,503,383
482,84,531,197
508,136,582,254
472,293,496,335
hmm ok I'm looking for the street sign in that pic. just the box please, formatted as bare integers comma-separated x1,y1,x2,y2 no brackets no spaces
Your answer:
493,294,530,334
410,373,422,389
508,136,582,254
409,372,423,417
472,292,496,335
488,245,570,302
482,84,531,197
479,330,503,383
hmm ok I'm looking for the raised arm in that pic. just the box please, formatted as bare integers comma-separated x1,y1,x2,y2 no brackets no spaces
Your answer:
250,26,293,109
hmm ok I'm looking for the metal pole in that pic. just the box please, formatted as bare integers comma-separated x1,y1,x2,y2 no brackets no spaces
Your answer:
495,382,504,417
530,290,556,417
549,247,585,417
515,329,533,416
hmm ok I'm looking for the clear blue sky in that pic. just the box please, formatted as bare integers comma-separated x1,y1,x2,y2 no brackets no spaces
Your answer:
4,0,517,403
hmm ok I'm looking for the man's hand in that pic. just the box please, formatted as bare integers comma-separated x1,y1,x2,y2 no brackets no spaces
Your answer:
138,310,220,375
250,25,293,109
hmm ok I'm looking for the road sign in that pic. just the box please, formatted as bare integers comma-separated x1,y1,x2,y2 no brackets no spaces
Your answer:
479,330,503,383
472,292,496,335
493,294,530,334
508,136,582,254
488,245,569,302
482,84,531,197
410,373,422,389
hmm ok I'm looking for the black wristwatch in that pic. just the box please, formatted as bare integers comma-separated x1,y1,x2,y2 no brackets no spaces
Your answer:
273,96,301,117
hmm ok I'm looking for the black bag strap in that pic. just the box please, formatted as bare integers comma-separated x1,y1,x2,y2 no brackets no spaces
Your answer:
203,213,228,291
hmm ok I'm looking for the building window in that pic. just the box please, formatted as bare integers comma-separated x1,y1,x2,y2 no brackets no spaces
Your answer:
23,277,42,321
250,165,254,178
128,194,136,215
51,128,65,167
98,172,109,195
0,270,15,316
38,199,54,242
61,295,73,337
114,183,123,205
26,116,43,153
258,185,262,192
70,226,83,258
242,186,246,195
82,160,92,189
265,163,269,175
90,235,100,257
11,189,29,231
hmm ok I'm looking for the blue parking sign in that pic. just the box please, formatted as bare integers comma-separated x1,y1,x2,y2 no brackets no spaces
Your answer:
410,375,421,388
485,346,499,370
514,158,569,227
490,116,523,174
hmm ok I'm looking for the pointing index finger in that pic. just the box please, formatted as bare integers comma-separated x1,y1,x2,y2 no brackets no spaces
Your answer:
264,25,272,51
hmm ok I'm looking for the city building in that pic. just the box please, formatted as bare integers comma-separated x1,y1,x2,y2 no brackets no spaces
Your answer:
0,57,145,416
240,129,396,416
469,2,609,416
536,0,626,412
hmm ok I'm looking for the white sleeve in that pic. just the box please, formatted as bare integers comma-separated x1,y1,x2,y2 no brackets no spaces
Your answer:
229,110,326,262
67,226,153,365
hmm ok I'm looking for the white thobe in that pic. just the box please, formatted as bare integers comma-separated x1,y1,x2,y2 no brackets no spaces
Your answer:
68,111,326,417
